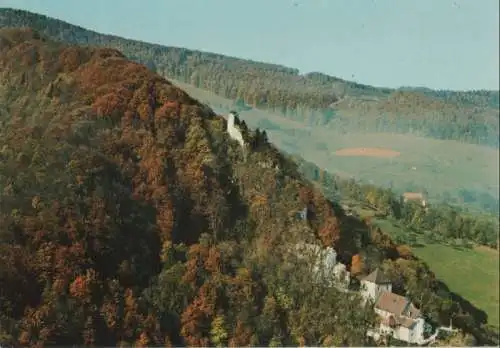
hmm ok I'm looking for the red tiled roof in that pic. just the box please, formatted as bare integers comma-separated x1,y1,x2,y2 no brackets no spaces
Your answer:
376,292,421,329
375,292,409,316
403,192,425,200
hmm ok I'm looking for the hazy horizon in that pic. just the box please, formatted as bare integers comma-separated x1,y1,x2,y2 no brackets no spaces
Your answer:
1,0,499,91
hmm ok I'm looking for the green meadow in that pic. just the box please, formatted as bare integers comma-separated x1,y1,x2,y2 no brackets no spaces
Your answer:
413,244,499,329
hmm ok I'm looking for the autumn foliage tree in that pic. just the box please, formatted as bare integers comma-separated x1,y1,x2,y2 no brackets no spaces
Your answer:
396,244,414,260
298,186,314,205
180,282,217,346
351,254,364,276
318,216,341,247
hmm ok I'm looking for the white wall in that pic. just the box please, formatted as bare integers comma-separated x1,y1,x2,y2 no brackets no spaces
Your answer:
361,280,373,300
395,326,410,342
361,280,391,301
227,112,245,149
323,247,337,269
380,318,424,344
412,318,425,343
316,248,338,284
294,243,345,287
333,263,350,286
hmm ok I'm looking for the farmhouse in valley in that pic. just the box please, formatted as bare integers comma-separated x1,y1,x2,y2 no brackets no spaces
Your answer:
402,192,427,207
361,268,426,344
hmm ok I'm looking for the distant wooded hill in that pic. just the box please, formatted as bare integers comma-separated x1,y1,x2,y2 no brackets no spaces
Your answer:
1,8,498,148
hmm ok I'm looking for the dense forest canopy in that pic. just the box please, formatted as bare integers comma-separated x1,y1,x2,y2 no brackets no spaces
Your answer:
0,8,499,148
0,28,498,347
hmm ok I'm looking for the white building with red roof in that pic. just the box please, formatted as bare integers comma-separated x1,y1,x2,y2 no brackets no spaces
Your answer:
361,268,426,344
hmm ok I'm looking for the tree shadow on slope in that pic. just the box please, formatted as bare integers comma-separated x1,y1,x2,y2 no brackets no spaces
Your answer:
336,214,371,264
434,279,495,345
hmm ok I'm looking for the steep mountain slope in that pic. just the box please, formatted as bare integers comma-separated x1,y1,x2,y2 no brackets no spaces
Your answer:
0,27,373,347
0,28,497,347
0,8,498,147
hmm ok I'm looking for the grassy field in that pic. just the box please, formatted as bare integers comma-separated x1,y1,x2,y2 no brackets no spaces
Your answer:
412,244,499,329
172,80,499,212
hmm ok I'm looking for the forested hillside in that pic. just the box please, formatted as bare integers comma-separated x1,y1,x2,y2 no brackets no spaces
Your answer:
0,28,497,346
1,8,498,147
